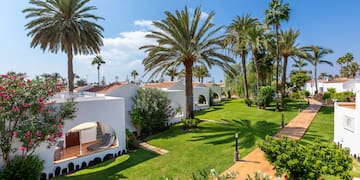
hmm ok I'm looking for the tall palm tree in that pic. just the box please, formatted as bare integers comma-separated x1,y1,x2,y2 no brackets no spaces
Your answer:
248,24,267,92
292,58,308,73
193,65,211,83
165,67,180,81
265,0,290,111
140,7,234,118
302,46,333,94
23,0,104,92
345,62,360,78
131,70,138,83
91,55,106,86
225,14,259,100
279,29,302,105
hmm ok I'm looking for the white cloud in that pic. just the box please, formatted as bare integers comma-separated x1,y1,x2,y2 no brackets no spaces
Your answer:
134,20,154,30
74,28,156,83
200,11,210,20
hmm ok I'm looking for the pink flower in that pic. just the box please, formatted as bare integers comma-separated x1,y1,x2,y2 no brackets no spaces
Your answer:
2,94,9,100
35,131,42,137
48,136,55,142
28,141,33,146
12,131,17,137
56,132,63,138
22,103,30,108
59,124,63,129
52,124,56,129
18,82,24,87
56,83,63,87
48,90,53,96
12,75,17,80
27,79,31,83
19,146,26,152
11,107,20,112
39,108,44,113
2,75,8,78
25,131,31,138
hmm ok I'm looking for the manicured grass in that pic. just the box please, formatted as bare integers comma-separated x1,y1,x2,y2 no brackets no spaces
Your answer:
300,106,360,179
59,98,306,179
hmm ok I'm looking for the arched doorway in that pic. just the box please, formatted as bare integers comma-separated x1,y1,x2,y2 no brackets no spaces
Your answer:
198,95,207,104
54,122,117,162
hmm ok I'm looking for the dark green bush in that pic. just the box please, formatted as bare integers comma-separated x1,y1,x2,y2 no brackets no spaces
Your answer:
181,118,200,130
331,91,355,102
0,155,43,180
304,90,310,97
131,88,173,136
291,92,301,100
125,128,137,150
255,86,274,109
244,98,252,107
322,92,331,100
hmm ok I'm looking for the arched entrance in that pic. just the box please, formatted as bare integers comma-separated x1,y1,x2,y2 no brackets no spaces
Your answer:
198,95,207,104
54,122,117,162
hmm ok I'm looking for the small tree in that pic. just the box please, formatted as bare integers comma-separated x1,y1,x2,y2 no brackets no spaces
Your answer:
255,86,274,109
290,72,310,88
130,88,173,136
259,136,352,179
0,72,76,165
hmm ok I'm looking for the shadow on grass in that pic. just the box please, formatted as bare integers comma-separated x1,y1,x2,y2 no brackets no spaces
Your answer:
61,149,158,180
189,119,279,149
317,106,334,114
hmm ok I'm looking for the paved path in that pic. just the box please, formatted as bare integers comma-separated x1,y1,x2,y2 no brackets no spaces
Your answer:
222,99,322,179
138,141,169,155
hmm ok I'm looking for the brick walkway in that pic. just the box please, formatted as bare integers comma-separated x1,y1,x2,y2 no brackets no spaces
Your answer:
138,141,169,155
222,99,322,179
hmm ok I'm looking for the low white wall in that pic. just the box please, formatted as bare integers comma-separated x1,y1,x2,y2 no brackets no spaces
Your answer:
193,86,210,110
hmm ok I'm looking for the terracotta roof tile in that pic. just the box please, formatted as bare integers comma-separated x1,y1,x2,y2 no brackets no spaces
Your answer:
143,81,177,89
86,82,128,93
325,78,353,83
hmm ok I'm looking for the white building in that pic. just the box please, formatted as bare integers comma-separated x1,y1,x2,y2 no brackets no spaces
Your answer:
323,78,356,93
10,92,127,179
303,79,328,95
334,82,360,156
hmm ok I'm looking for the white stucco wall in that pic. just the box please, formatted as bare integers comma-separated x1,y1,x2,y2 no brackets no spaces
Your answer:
209,86,222,102
105,84,138,132
304,81,325,95
193,86,210,111
80,128,97,144
165,90,186,124
323,83,345,93
168,81,185,90
334,85,360,156
37,95,126,177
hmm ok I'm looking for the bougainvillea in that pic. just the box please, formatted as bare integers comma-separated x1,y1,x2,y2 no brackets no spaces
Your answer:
0,72,76,165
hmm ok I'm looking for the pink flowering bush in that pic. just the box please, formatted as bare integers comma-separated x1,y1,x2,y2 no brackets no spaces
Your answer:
0,72,76,165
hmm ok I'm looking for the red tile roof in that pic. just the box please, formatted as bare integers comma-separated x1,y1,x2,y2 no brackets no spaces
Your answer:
143,81,177,89
325,78,353,83
86,82,128,93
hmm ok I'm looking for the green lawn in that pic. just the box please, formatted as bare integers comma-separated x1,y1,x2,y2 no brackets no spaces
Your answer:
59,98,307,179
300,106,360,179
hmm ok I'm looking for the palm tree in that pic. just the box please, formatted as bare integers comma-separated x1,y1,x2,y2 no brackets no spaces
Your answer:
131,70,138,83
193,65,211,83
292,58,308,73
225,14,259,100
165,67,180,81
140,7,234,118
279,29,302,105
91,55,106,86
345,62,360,78
248,24,267,92
302,46,333,94
265,0,290,111
23,0,104,92
337,52,354,77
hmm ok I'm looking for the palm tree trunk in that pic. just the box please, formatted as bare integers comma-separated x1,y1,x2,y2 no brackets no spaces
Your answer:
275,24,280,111
253,52,260,94
97,66,100,86
184,61,194,119
67,43,74,92
281,56,288,108
314,63,318,94
171,76,174,81
200,77,203,84
241,51,249,100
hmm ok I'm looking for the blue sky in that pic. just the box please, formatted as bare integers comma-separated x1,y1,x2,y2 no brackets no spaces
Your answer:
1,0,360,83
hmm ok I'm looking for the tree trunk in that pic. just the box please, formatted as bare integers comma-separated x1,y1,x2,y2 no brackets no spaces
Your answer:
184,61,194,119
253,51,260,95
67,44,74,92
241,51,249,100
171,76,174,81
281,55,288,108
97,66,100,86
274,24,280,111
200,77,203,84
314,63,318,94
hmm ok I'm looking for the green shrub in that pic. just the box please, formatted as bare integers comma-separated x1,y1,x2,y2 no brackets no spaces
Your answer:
244,98,252,107
322,92,331,100
125,129,137,150
181,118,200,130
130,88,173,136
255,86,274,109
327,88,336,94
0,155,44,180
331,91,355,102
291,92,301,100
304,90,310,97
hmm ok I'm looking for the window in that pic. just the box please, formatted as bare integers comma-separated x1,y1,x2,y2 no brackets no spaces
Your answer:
343,115,355,132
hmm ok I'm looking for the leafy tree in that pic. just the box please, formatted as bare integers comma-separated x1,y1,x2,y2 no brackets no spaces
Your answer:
292,58,308,74
165,67,180,81
130,88,173,136
225,14,259,100
337,52,354,70
255,86,274,109
91,55,106,86
290,72,310,88
193,65,211,83
279,29,304,106
131,70,138,83
341,61,360,78
265,0,290,111
140,7,234,118
23,0,104,92
302,46,333,94
259,136,352,179
0,72,76,165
